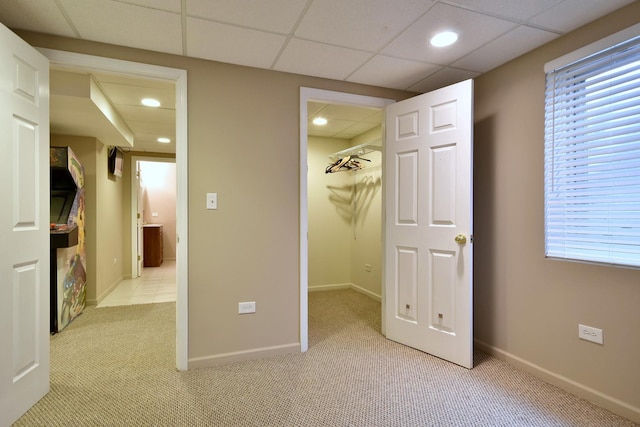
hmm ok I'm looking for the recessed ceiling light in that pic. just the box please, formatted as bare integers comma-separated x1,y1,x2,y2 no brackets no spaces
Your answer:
430,31,458,47
141,98,161,107
157,137,171,143
313,117,328,126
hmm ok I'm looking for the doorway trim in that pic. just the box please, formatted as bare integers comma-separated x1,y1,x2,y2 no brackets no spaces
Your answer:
37,48,189,370
299,87,394,351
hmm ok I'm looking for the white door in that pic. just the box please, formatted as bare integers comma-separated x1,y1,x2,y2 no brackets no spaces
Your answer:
384,79,473,369
0,23,50,425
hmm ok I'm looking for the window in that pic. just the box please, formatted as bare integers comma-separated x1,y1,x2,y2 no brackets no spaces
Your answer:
544,25,640,268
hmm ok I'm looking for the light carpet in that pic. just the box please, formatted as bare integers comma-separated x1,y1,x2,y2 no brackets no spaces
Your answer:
14,289,637,426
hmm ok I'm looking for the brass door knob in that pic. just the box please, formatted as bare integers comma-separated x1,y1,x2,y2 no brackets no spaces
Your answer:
455,234,467,245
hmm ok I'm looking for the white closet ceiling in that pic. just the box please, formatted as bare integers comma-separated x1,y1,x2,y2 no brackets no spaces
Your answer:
0,0,634,152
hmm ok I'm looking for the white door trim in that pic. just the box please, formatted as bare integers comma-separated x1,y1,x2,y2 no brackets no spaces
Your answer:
37,48,189,371
299,87,394,351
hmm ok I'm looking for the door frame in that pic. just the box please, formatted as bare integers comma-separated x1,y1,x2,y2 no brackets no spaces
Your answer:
37,48,189,370
299,87,394,351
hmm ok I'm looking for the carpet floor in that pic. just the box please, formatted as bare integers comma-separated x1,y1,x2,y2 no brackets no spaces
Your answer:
14,289,637,426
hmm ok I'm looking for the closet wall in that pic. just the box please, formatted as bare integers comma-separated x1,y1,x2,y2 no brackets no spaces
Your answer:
308,127,383,299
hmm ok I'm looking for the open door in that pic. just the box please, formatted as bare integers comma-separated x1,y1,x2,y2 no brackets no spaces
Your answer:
0,23,50,425
384,80,473,369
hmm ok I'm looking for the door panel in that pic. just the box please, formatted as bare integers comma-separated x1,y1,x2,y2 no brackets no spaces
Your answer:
0,23,50,426
384,80,473,369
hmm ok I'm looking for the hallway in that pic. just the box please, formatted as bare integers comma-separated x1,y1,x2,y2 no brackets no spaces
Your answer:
98,260,176,307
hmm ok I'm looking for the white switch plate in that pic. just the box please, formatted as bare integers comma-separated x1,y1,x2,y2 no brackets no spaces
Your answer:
238,301,256,314
206,193,217,210
578,324,603,344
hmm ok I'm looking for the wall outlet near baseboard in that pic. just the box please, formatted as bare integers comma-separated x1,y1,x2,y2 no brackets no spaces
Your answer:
364,263,371,272
578,324,603,345
238,301,256,314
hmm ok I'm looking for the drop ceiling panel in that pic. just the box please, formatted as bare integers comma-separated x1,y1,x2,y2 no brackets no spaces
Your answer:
452,25,558,73
186,17,286,68
383,3,518,67
0,0,77,37
295,0,436,51
119,0,182,13
382,4,516,65
99,82,175,109
186,0,308,33
408,67,480,94
527,0,637,33
274,39,371,81
348,55,441,90
445,0,563,21
58,0,183,55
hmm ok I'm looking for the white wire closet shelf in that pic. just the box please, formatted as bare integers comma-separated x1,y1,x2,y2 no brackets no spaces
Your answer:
328,141,381,161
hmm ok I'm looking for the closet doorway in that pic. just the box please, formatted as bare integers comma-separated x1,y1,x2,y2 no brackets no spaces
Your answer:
299,88,394,351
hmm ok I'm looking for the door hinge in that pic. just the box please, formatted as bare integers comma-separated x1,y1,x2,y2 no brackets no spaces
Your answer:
137,213,141,219
137,255,141,261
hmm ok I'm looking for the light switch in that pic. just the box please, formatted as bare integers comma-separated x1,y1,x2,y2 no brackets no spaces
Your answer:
206,193,217,210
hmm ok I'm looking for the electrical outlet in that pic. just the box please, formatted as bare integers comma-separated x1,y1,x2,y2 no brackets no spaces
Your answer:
364,263,371,272
238,301,256,314
578,324,603,345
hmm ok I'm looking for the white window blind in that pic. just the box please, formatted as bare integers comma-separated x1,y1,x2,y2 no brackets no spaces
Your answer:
544,30,640,268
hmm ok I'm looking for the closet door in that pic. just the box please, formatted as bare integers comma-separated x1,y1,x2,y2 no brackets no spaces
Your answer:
384,79,473,369
0,23,50,425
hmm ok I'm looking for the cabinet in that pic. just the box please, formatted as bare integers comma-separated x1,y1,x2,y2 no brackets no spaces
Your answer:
143,224,163,267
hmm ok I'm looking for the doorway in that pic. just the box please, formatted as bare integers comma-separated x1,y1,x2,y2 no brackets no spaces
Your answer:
39,48,188,370
299,88,394,351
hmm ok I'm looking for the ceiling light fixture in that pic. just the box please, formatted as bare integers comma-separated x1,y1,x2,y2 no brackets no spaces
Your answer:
430,31,458,47
313,117,328,126
157,137,171,143
141,98,161,107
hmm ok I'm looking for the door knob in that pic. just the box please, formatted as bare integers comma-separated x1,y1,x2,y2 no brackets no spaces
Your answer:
455,234,467,245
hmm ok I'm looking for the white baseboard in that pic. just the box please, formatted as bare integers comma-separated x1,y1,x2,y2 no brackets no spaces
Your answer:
474,339,640,424
188,343,300,369
308,283,381,302
94,275,126,306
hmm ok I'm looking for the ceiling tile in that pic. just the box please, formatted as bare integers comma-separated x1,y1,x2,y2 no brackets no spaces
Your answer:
528,0,636,32
443,0,563,21
99,82,175,109
186,17,286,68
316,104,381,122
274,39,371,81
59,0,183,55
295,0,436,51
407,67,480,93
186,0,308,33
382,3,517,65
0,0,77,37
119,0,182,13
348,55,440,90
452,25,558,72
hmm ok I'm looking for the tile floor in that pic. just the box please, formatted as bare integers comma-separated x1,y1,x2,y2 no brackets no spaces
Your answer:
97,260,176,307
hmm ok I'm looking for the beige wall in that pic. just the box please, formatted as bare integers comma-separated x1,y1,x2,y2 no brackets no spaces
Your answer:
308,131,382,298
473,3,640,421
349,128,383,298
17,29,414,365
308,137,352,288
51,135,126,304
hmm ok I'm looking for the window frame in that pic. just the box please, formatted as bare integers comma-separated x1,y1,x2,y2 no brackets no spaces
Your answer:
544,24,640,269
